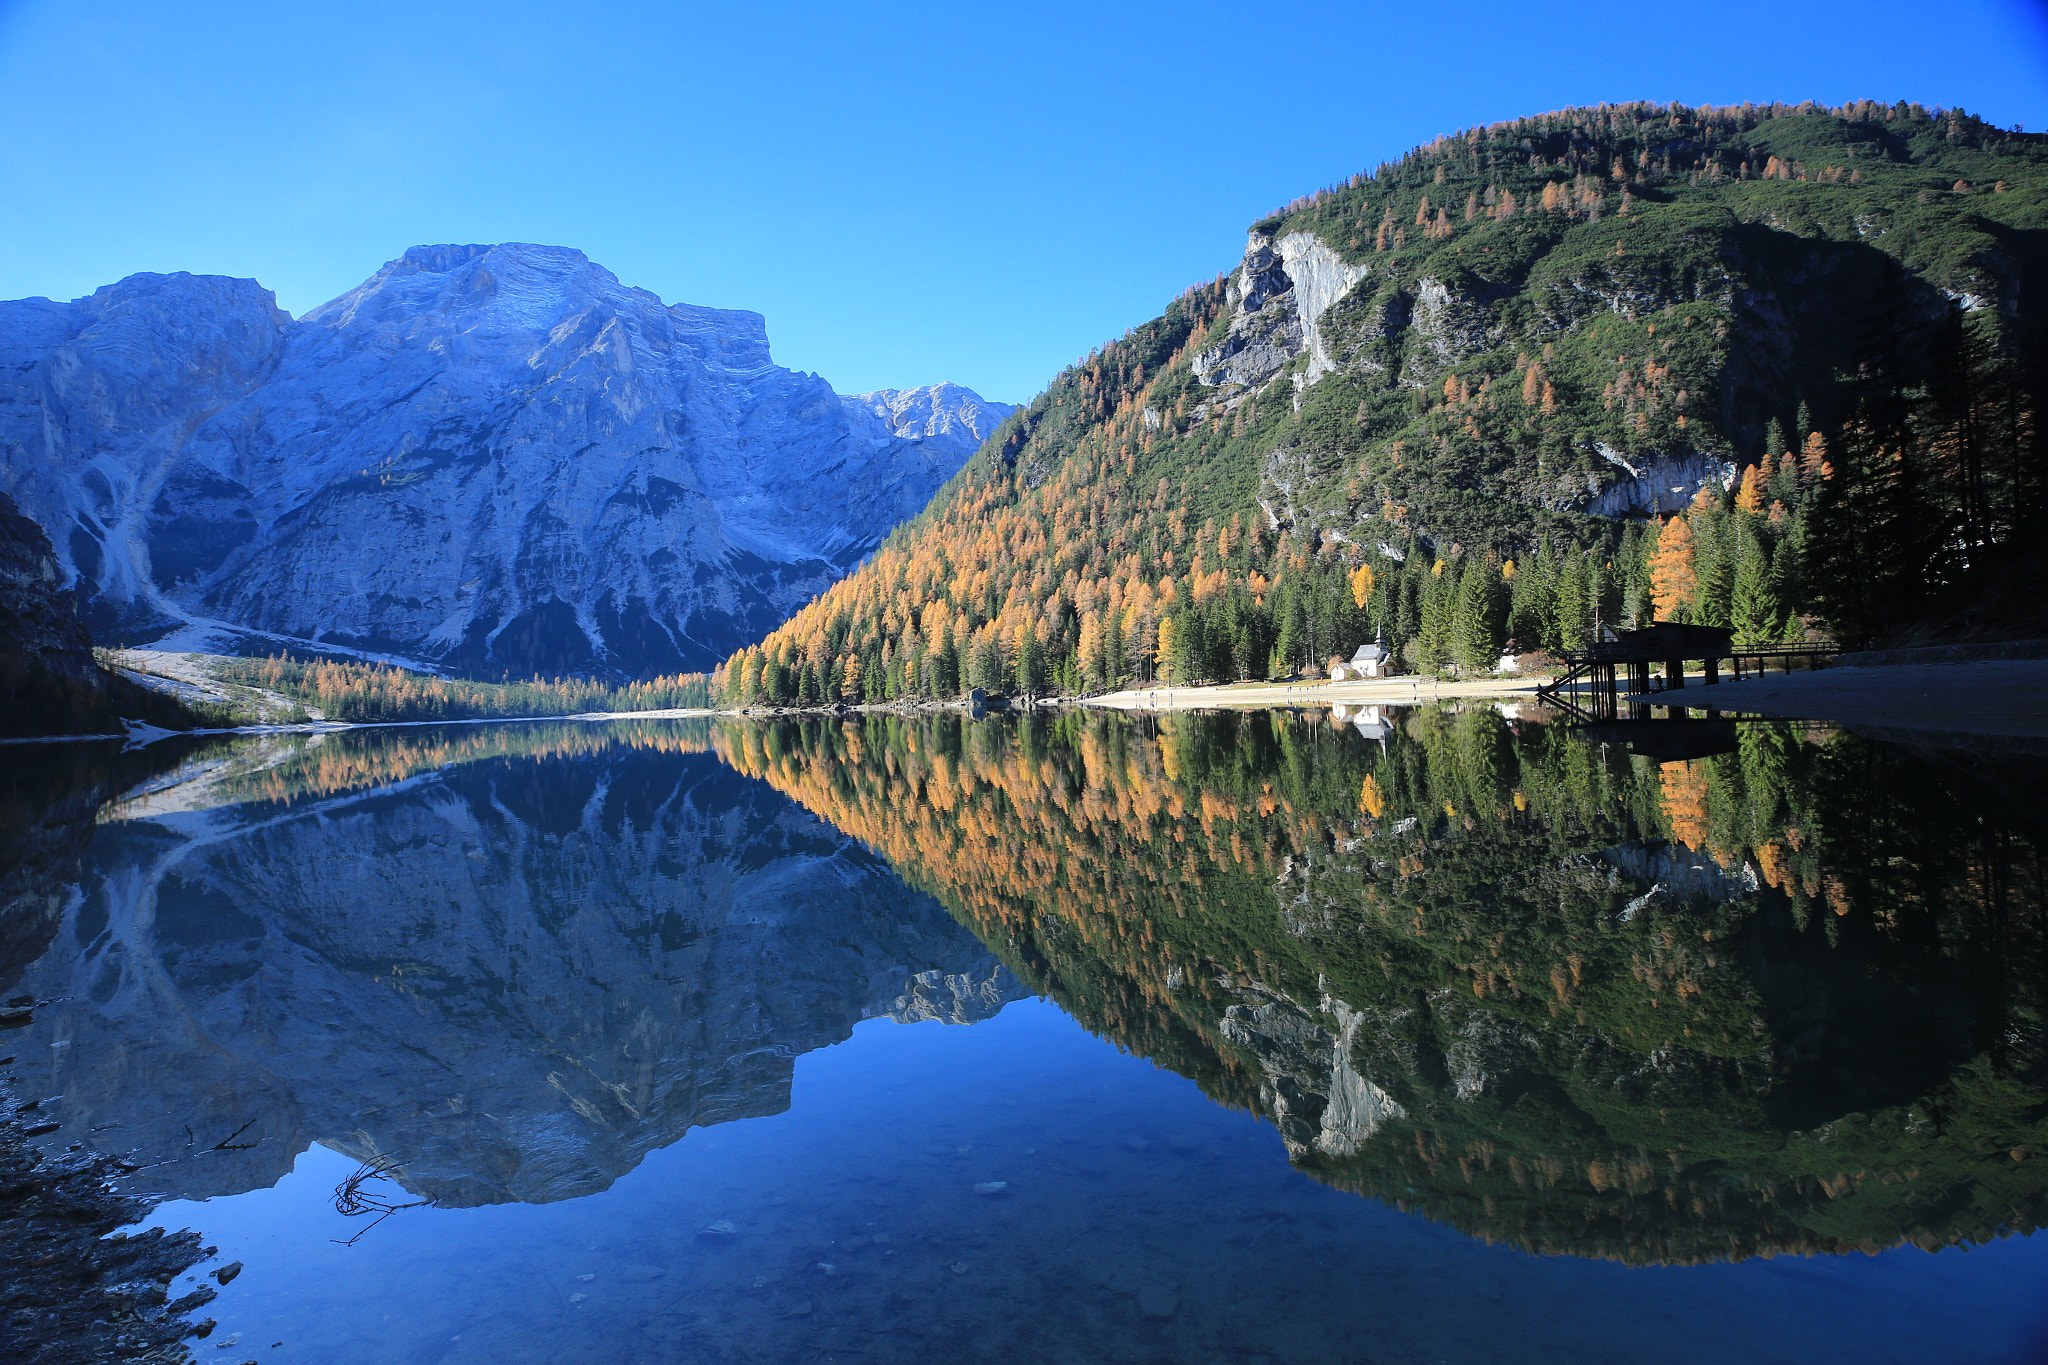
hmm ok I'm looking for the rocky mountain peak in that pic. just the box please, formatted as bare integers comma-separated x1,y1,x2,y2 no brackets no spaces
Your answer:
847,381,1010,443
0,246,1015,675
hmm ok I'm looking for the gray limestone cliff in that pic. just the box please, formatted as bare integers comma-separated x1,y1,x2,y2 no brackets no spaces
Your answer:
0,245,1013,676
1192,231,1369,400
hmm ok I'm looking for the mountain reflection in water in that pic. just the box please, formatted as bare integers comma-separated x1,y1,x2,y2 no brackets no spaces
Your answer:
7,721,1023,1207
0,707,2043,1364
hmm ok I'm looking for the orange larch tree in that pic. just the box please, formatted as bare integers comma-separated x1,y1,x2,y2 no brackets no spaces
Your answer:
1648,515,1699,622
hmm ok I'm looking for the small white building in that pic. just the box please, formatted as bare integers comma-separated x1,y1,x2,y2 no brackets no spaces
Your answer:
1329,640,1390,681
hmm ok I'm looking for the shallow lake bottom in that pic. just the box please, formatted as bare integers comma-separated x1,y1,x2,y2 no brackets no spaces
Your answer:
152,1000,2048,1365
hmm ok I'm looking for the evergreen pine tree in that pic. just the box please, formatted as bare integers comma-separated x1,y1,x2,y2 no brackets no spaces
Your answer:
1806,261,1927,644
1692,500,1734,627
1728,520,1777,645
1275,590,1305,675
1396,562,1423,658
1550,553,1593,649
1417,567,1453,674
1451,559,1505,672
1768,526,1801,639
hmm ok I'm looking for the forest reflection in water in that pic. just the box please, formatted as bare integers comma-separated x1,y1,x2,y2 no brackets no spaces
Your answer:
1,705,2044,1364
718,703,2048,1267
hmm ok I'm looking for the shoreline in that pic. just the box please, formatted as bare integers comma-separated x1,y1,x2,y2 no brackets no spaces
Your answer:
1089,660,2048,746
5,661,2043,748
0,708,728,748
1083,676,1542,710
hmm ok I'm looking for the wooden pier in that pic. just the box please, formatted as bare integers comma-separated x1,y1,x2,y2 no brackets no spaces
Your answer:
1537,621,1837,720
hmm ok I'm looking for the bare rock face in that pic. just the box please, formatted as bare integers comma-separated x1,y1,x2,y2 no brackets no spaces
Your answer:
0,245,1013,675
1581,447,1737,517
1192,231,1368,398
9,738,1025,1208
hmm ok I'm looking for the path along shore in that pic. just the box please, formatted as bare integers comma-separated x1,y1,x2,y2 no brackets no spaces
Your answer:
16,653,2043,750
1086,660,2048,745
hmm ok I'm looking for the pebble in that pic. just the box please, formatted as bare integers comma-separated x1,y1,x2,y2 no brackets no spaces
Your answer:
214,1336,240,1350
950,1261,969,1274
700,1219,737,1237
972,1181,1010,1196
575,1273,595,1282
782,1301,814,1318
569,1293,588,1304
1137,1285,1179,1320
212,1262,244,1285
816,1262,837,1276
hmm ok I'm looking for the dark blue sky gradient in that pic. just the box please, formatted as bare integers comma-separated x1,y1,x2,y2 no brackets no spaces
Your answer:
2,0,2044,400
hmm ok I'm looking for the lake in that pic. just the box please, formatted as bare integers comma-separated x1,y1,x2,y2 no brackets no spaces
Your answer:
2,704,2044,1364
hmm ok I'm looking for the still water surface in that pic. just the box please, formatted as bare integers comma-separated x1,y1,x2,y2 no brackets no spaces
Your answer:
3,706,2045,1363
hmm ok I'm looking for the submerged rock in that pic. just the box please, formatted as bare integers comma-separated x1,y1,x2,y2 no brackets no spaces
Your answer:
0,1078,217,1365
1136,1285,1179,1319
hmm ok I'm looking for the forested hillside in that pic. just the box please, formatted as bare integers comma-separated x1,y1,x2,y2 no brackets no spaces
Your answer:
719,101,2048,704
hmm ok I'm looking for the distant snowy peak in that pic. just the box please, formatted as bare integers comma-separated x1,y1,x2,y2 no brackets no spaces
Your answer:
844,383,1015,453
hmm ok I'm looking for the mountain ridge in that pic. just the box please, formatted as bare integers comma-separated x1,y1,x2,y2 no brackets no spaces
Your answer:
0,243,1014,678
719,99,2048,704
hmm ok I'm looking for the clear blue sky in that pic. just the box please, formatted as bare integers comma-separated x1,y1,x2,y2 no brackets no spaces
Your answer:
2,0,2044,403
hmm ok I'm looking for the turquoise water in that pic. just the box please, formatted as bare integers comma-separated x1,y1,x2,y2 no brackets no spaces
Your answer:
2,710,2043,1363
